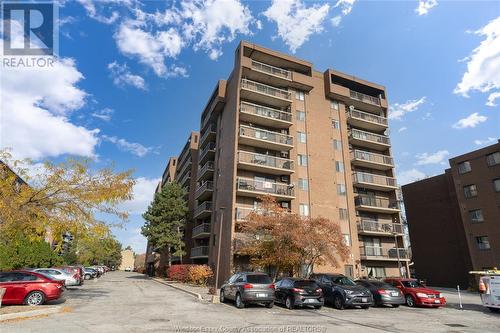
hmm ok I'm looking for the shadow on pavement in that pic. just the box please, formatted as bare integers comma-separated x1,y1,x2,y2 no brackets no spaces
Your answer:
125,274,151,280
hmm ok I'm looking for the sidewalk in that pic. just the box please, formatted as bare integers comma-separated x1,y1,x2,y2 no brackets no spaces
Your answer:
430,286,483,311
152,278,214,302
0,305,62,322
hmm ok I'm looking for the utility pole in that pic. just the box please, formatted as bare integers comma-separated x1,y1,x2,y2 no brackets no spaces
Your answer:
215,207,225,290
394,232,402,277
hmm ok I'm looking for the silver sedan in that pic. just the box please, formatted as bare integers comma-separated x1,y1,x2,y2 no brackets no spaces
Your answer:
32,268,79,286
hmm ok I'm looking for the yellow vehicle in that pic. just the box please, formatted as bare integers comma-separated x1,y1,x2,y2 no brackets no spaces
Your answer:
470,269,500,313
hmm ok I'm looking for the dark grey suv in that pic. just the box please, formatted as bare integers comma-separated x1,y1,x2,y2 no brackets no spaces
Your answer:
220,272,275,309
311,273,373,309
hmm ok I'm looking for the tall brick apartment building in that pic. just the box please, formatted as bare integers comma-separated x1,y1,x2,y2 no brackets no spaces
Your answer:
148,41,409,284
402,141,500,288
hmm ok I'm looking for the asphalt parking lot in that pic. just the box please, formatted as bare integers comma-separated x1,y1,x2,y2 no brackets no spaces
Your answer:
2,272,499,333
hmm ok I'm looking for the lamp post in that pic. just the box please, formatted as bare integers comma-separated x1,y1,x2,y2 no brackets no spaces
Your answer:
393,231,402,277
215,207,225,290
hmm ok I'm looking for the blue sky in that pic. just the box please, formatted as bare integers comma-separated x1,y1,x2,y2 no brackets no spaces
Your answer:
1,0,499,253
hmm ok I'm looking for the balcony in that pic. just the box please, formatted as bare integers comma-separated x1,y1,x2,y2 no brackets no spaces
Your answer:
192,223,211,239
199,142,216,164
251,60,291,80
357,220,404,236
176,159,192,180
240,79,292,108
236,177,294,200
237,150,294,175
235,207,256,222
350,150,394,171
355,194,400,213
360,246,410,261
353,172,397,192
349,129,390,151
239,101,292,128
347,109,387,132
194,201,212,219
178,171,191,188
195,181,213,201
197,161,215,181
239,125,293,151
190,246,209,259
200,124,216,147
350,90,381,106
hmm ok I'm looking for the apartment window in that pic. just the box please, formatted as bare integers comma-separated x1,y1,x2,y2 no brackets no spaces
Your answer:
331,100,339,111
458,161,472,174
486,152,500,166
343,234,351,246
335,161,344,172
298,154,308,166
299,204,310,217
469,209,484,223
332,119,340,130
463,184,478,198
296,111,306,121
344,265,354,278
366,266,386,278
298,178,309,191
494,179,500,192
297,131,307,143
476,236,490,250
339,208,349,220
333,139,342,150
295,90,305,101
337,184,346,196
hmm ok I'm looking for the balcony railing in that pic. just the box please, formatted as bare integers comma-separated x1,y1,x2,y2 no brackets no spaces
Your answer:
355,194,399,210
197,161,214,179
251,60,291,80
191,246,209,258
240,101,292,123
199,142,216,161
351,150,394,166
239,125,293,146
178,171,191,187
195,180,213,197
357,220,403,234
237,151,294,171
350,129,390,145
353,172,397,188
192,223,211,238
350,90,381,106
235,207,256,221
348,109,387,126
360,246,409,259
241,79,292,101
176,159,192,179
236,177,294,197
194,201,212,217
200,124,216,144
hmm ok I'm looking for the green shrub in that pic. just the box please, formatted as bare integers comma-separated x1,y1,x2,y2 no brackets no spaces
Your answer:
0,234,63,270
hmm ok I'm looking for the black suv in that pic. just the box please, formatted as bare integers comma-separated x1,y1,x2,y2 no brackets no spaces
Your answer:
311,273,373,309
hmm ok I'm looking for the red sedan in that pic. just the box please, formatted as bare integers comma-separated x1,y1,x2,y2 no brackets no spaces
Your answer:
384,278,446,308
0,270,65,305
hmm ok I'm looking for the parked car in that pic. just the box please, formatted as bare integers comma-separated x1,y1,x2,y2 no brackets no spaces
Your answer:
274,278,324,310
384,278,446,307
311,273,373,309
84,268,97,280
355,279,405,307
220,272,275,309
125,267,132,272
56,266,83,285
0,270,64,305
32,268,79,286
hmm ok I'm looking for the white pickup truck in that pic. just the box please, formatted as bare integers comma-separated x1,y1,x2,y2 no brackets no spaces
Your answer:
471,270,500,313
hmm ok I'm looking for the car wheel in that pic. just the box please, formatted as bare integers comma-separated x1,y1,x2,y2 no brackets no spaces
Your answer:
333,295,344,310
392,304,400,308
405,295,415,307
84,274,91,280
361,305,370,310
24,291,45,306
488,307,499,313
220,289,226,303
314,305,322,310
266,302,274,309
285,296,294,310
235,293,245,309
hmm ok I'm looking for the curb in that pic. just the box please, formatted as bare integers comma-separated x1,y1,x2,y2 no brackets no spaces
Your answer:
152,278,203,300
0,306,61,322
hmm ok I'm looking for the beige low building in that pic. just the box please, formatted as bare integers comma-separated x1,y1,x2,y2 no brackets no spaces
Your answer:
119,249,135,271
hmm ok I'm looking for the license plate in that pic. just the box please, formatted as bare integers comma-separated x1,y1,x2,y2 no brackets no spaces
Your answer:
362,297,368,303
256,293,267,298
434,300,440,303
391,292,399,297
305,299,315,303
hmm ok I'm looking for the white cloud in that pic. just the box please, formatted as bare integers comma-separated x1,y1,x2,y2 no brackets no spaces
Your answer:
334,0,356,15
124,227,147,254
101,135,156,157
264,0,330,53
474,137,497,146
119,177,160,214
398,126,407,133
398,169,426,185
91,108,114,122
331,15,342,27
108,61,146,90
77,0,126,24
0,52,99,160
388,97,426,120
415,0,438,16
454,16,500,106
416,150,449,165
452,112,488,129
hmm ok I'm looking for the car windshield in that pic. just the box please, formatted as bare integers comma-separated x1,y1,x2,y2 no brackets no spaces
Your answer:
294,280,319,289
401,280,424,288
333,276,356,286
246,275,271,284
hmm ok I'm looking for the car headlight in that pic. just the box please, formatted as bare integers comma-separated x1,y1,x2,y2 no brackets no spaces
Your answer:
438,293,443,298
345,290,354,295
416,292,427,298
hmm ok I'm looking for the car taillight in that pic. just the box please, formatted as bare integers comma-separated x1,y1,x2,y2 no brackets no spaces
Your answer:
316,288,323,294
377,289,388,295
292,288,304,293
243,283,253,289
268,283,275,289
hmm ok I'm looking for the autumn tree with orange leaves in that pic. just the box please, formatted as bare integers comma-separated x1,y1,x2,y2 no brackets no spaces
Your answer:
238,196,350,280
